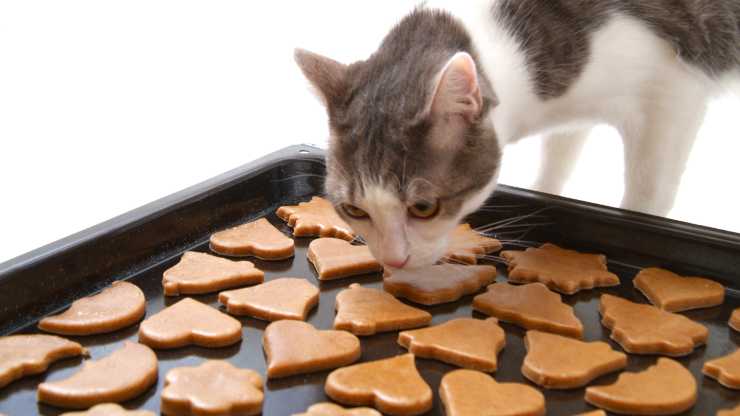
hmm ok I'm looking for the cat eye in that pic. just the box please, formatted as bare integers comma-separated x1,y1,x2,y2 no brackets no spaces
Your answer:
342,203,369,219
408,200,439,219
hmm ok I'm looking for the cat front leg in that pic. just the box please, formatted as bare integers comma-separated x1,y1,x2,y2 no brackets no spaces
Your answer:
532,128,592,195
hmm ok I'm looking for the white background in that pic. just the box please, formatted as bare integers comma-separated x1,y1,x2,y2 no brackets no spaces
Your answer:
1,1,738,263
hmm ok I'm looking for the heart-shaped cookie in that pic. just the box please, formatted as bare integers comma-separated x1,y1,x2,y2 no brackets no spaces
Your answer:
210,217,295,259
263,320,360,379
633,267,725,312
162,251,264,296
440,369,545,416
445,223,502,264
60,404,154,416
292,403,381,416
325,353,432,416
334,284,431,336
219,277,319,321
277,197,355,240
0,334,87,389
308,238,382,280
138,298,242,349
703,348,740,389
383,264,497,305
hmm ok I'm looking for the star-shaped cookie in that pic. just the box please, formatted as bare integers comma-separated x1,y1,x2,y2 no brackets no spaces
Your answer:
277,197,354,240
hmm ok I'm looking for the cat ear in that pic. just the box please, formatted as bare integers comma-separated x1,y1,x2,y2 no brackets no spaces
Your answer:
294,48,348,108
429,52,483,123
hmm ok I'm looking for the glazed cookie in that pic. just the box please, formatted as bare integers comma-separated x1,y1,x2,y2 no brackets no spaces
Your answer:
38,281,146,335
444,223,502,264
703,348,740,389
263,320,361,379
473,282,584,338
307,238,382,280
731,308,740,331
599,294,708,356
293,402,381,416
162,251,264,296
334,284,432,336
522,330,627,389
219,277,319,321
383,264,497,305
501,243,620,294
138,298,242,349
440,369,546,416
325,354,432,416
60,403,155,416
161,360,263,416
398,318,505,372
585,358,697,415
37,341,158,409
277,196,354,240
633,267,725,312
0,334,86,389
210,217,295,259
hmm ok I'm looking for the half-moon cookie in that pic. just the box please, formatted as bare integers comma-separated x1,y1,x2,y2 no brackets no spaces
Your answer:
219,277,319,321
633,267,725,312
473,282,584,338
263,320,360,379
730,308,740,331
277,196,354,240
60,403,155,416
585,358,697,415
599,294,708,356
37,341,158,409
293,402,381,416
0,334,86,389
162,251,264,296
501,243,620,294
210,217,294,259
307,238,382,280
325,353,432,416
383,264,497,305
703,348,740,389
439,369,546,416
522,330,627,389
38,281,146,335
138,298,242,349
444,223,502,264
334,284,431,336
398,318,505,372
161,360,263,416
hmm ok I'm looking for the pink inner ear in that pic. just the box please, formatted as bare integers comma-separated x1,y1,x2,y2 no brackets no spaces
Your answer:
431,52,483,123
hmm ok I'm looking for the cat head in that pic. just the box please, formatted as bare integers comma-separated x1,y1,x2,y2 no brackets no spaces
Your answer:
296,9,501,269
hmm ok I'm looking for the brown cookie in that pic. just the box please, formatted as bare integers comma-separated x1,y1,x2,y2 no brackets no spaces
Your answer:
307,238,382,280
0,335,87,389
277,196,354,240
161,360,263,416
162,251,264,296
633,267,725,312
440,369,546,416
383,264,497,305
334,284,432,336
585,358,697,415
703,348,740,389
263,320,361,379
522,330,627,389
599,294,708,356
60,404,155,416
37,341,158,409
398,318,505,372
501,243,620,294
730,308,740,331
210,217,295,259
325,353,432,416
292,402,381,416
444,223,502,264
718,404,740,416
473,282,584,338
38,281,146,336
219,277,319,321
138,298,242,349
573,412,606,416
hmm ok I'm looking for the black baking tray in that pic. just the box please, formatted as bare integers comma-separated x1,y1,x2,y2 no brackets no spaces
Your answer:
0,145,738,415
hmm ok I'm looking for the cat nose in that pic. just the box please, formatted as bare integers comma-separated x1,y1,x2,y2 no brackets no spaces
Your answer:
384,255,409,269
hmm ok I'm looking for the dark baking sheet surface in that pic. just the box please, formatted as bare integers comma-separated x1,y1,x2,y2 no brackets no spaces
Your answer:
1,145,738,415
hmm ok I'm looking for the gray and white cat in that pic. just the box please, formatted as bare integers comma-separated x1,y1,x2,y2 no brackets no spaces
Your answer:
296,0,739,269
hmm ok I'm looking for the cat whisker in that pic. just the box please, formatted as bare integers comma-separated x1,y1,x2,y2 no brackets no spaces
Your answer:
473,207,552,233
476,254,510,265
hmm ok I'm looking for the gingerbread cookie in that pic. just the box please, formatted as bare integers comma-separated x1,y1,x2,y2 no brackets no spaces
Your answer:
307,238,382,280
37,341,157,409
573,412,606,416
599,294,708,356
731,308,740,331
334,284,431,336
161,360,263,416
263,320,361,379
522,330,627,389
293,403,381,416
383,264,497,305
162,251,264,296
703,348,740,389
38,281,145,335
398,318,505,372
277,196,354,240
473,282,584,338
0,334,86,389
210,217,295,259
585,358,697,415
219,277,319,321
501,243,620,294
718,405,740,416
444,223,502,264
60,404,155,416
325,353,432,416
138,298,242,349
440,369,546,416
633,267,725,312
